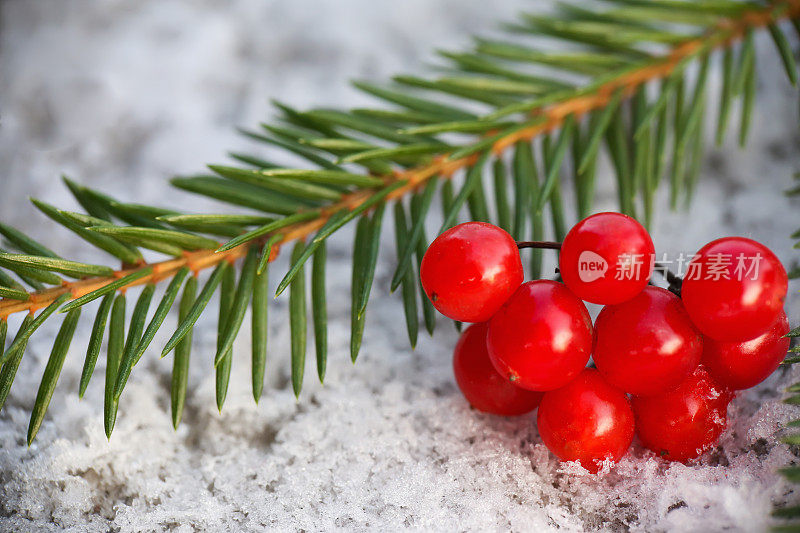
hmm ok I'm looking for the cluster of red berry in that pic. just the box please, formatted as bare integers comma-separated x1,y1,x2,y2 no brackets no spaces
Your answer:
420,213,790,472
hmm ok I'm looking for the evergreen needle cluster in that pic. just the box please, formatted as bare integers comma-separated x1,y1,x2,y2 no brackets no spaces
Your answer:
1,5,799,521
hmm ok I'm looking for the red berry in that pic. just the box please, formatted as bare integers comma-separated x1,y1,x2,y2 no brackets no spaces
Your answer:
559,212,655,305
487,280,592,391
537,368,635,473
593,286,702,396
633,366,732,463
681,237,788,342
701,311,790,390
420,222,524,323
453,323,543,416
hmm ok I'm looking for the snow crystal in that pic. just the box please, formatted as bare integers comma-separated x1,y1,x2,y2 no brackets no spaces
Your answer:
1,1,799,531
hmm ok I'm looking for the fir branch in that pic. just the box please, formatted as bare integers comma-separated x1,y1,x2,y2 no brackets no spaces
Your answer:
2,0,796,324
0,0,799,444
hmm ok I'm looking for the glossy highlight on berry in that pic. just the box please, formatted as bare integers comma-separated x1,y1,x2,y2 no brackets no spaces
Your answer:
593,286,703,396
487,280,593,391
702,311,790,391
420,222,524,323
537,368,635,473
559,212,655,305
633,366,732,463
452,323,543,416
681,237,788,342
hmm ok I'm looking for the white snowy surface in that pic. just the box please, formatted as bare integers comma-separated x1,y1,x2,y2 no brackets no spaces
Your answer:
1,1,800,531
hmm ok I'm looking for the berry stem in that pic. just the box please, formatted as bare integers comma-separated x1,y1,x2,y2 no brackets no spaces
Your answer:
654,262,683,296
516,241,562,250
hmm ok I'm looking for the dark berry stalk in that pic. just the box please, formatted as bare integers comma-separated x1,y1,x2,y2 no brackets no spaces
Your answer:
516,241,562,250
654,262,682,287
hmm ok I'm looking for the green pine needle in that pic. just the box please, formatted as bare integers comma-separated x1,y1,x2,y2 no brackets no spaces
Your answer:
251,256,269,402
0,315,32,412
104,294,126,438
0,287,30,301
768,23,798,86
311,242,328,384
537,115,576,212
91,226,219,252
440,153,488,232
579,90,622,172
61,267,153,312
355,203,387,321
161,262,229,357
171,276,197,428
274,211,348,298
350,215,372,363
215,262,237,411
27,307,82,445
112,283,156,400
216,211,320,253
409,194,436,336
78,294,114,398
0,222,59,258
289,241,307,398
255,168,386,188
132,268,191,365
393,202,419,349
208,165,343,202
214,250,258,367
31,198,142,264
1,293,72,367
390,177,438,292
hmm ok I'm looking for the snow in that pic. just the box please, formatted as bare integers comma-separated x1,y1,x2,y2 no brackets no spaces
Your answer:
1,0,799,531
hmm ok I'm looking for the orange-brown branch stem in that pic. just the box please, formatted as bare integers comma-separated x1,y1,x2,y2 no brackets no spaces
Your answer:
1,0,797,320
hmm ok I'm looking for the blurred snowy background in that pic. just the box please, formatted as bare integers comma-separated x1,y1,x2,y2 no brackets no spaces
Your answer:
1,0,799,531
